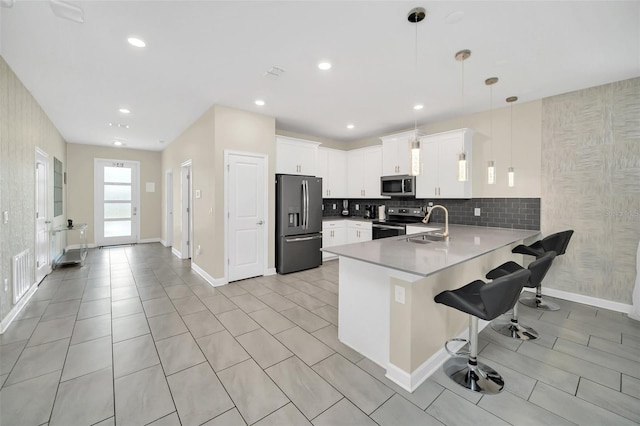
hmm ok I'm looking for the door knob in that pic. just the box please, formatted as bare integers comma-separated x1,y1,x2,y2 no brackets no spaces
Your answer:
257,220,264,225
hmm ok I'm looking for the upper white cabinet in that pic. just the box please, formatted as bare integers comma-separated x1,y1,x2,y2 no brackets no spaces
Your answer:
347,146,386,199
276,136,320,176
416,128,473,199
317,147,347,198
380,130,425,176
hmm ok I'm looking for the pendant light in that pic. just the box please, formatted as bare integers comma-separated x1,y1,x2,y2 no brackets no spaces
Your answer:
408,7,426,177
485,77,499,184
506,96,517,187
455,49,471,182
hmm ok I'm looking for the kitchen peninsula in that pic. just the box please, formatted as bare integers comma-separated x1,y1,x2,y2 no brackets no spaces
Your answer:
322,224,539,392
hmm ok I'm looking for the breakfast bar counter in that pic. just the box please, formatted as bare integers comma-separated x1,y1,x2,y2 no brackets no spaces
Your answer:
322,224,539,392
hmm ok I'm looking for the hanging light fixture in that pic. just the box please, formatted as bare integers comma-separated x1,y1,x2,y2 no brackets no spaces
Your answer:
455,49,471,181
408,7,426,177
485,77,499,184
506,96,517,187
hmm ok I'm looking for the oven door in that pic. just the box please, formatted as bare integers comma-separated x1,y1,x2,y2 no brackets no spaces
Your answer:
372,223,406,240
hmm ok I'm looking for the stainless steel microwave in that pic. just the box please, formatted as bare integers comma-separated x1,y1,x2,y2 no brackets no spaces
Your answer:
380,175,415,197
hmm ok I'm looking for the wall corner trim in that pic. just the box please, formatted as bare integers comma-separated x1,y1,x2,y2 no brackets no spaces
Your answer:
0,282,39,334
265,268,276,276
192,262,227,287
171,247,182,259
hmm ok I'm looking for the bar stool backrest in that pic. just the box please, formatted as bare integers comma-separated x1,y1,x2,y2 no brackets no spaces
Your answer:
528,251,557,287
540,230,574,256
481,269,531,319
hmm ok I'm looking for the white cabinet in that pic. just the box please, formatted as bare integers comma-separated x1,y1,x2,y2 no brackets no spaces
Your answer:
347,146,386,199
380,130,425,175
416,128,473,199
317,147,347,198
276,136,320,175
347,220,372,243
322,220,347,260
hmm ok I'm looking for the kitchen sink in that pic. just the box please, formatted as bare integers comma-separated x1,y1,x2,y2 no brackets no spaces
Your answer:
405,233,447,244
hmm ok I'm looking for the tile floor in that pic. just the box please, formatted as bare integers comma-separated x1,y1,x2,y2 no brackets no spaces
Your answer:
1,243,639,425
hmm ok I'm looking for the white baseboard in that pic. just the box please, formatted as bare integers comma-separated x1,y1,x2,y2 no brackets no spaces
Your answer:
385,319,490,393
265,268,276,276
171,247,182,259
160,239,169,247
138,238,161,244
523,287,632,314
66,243,97,250
1,282,39,334
192,262,227,287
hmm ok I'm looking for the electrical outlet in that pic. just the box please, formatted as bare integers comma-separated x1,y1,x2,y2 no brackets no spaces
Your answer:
196,245,201,255
474,208,481,216
332,204,336,210
355,204,359,211
3,211,8,224
3,278,7,292
394,285,405,304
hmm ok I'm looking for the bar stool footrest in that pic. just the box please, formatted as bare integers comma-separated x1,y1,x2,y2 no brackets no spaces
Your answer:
444,338,470,356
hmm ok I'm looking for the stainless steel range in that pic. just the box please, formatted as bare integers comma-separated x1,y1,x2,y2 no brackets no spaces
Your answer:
372,206,425,240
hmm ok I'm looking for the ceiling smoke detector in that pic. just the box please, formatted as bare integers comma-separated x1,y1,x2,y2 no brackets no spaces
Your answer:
264,66,286,80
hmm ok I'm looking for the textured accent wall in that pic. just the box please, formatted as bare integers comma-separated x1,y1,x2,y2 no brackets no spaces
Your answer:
541,77,640,304
0,56,67,322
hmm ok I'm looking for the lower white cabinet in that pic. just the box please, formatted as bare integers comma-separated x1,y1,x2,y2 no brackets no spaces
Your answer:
323,220,372,259
347,221,372,243
322,220,347,260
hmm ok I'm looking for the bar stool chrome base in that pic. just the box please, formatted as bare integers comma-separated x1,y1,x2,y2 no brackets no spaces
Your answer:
519,293,560,311
490,318,539,340
443,357,504,394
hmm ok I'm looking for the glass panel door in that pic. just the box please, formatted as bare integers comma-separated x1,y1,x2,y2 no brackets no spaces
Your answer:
94,159,139,246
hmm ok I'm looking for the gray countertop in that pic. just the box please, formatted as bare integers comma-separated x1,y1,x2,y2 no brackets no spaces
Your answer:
322,224,539,277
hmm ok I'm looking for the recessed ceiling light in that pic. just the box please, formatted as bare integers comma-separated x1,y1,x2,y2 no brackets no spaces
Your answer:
318,62,332,71
255,99,265,106
113,141,123,146
127,37,146,48
346,124,355,129
413,104,424,110
119,108,130,114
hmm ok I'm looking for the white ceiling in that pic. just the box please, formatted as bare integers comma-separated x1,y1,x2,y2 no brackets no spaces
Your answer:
1,1,639,151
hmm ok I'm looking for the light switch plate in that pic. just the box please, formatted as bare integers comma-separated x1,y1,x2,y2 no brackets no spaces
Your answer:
474,208,481,216
195,190,201,199
3,211,8,224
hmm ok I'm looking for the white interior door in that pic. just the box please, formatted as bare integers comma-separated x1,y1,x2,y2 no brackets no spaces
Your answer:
94,159,139,247
35,148,49,283
181,162,192,259
227,152,266,282
165,170,173,247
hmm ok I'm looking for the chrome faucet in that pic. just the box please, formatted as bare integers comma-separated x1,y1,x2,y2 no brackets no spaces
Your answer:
422,205,449,238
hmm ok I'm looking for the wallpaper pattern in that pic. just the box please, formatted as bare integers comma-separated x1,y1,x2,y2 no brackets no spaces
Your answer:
541,77,640,304
0,56,67,322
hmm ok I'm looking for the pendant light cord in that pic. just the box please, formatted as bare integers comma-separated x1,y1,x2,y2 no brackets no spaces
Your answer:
510,102,513,166
489,84,494,160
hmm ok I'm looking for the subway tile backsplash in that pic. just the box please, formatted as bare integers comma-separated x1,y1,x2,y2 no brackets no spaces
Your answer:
323,198,540,230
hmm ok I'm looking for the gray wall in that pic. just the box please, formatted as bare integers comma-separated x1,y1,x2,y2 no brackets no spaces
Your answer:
541,77,640,304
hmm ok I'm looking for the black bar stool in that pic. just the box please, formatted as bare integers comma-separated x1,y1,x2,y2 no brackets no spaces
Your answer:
513,230,573,311
434,269,531,394
485,251,557,340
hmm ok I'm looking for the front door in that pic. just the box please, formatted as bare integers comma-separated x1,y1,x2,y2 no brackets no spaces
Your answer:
227,152,266,282
94,159,139,247
35,148,49,282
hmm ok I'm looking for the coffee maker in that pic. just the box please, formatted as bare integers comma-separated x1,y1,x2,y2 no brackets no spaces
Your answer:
364,205,377,219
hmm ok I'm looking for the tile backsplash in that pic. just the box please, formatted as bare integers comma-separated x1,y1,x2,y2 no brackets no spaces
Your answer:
323,197,540,230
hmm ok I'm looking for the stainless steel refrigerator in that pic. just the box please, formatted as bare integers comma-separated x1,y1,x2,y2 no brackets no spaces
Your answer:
276,174,323,274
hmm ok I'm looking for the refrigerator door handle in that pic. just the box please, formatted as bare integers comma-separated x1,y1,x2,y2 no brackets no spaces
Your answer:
285,235,322,243
305,180,309,230
302,179,308,230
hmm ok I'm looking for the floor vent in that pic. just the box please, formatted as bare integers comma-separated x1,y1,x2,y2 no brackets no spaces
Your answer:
13,249,30,304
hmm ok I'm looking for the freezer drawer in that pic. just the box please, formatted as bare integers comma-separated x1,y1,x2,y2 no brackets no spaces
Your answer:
277,233,323,274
